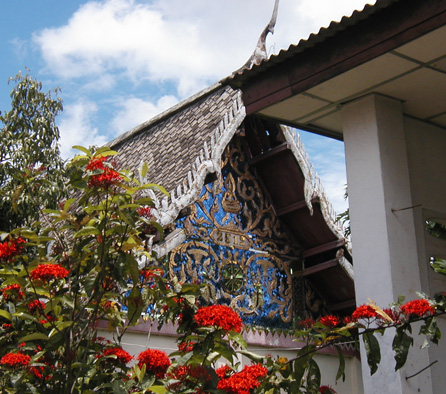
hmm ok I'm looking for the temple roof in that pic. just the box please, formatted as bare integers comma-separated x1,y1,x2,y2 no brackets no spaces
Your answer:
107,78,355,315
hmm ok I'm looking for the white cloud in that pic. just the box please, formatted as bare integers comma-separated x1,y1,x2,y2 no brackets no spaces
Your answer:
58,101,108,159
33,0,375,99
111,95,178,133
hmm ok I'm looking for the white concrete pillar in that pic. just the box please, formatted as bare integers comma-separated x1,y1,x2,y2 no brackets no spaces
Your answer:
342,94,433,394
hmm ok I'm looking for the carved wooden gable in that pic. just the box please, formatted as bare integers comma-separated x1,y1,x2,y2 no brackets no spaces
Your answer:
168,136,304,329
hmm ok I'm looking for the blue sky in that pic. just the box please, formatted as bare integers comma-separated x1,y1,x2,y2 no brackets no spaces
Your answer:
0,0,375,213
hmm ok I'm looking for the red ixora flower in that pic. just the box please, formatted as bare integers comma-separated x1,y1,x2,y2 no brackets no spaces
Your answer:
140,267,164,280
1,283,24,301
351,304,377,321
217,364,268,394
102,347,133,364
320,315,340,328
137,206,153,218
0,237,25,262
0,352,31,368
319,385,337,394
30,264,69,283
27,299,46,314
137,349,171,378
194,305,243,333
400,299,435,317
298,318,316,329
86,156,122,189
167,364,212,392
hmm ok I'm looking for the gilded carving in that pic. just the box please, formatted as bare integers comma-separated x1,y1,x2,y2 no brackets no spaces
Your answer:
169,137,299,327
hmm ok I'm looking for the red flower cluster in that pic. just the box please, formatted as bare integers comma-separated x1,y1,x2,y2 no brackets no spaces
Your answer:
137,348,171,378
30,264,69,282
140,267,164,280
298,318,316,329
216,365,233,379
351,305,377,321
0,352,30,368
217,364,268,394
30,365,53,380
86,156,122,189
320,315,340,328
27,299,46,314
0,237,25,262
167,364,212,392
400,299,435,317
319,385,337,394
102,347,133,364
178,341,196,353
137,206,153,219
194,305,243,333
1,283,24,301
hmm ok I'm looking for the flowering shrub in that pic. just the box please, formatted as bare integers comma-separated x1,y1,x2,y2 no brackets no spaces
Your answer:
1,283,25,301
400,299,435,317
101,347,133,364
0,237,25,261
0,353,30,368
217,363,268,394
29,263,70,282
137,349,171,378
0,145,444,394
351,304,377,321
85,155,122,189
194,304,243,333
320,315,340,328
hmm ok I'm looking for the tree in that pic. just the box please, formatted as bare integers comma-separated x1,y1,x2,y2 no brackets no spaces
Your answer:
0,72,65,232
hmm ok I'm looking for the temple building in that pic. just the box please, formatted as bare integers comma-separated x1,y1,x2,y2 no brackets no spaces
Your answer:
104,0,446,393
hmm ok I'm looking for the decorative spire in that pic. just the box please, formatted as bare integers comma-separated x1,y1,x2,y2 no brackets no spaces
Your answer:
236,0,279,72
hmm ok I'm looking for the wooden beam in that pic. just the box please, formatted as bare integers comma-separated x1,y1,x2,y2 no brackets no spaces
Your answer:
301,259,338,277
303,239,345,258
249,142,288,165
276,200,308,216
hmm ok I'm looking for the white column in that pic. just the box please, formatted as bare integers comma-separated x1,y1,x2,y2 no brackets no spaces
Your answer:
342,94,433,394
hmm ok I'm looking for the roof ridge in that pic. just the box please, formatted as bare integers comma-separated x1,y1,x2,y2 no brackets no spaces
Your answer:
107,82,224,148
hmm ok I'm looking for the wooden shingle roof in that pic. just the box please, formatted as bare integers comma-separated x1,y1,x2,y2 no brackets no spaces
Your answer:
109,84,239,194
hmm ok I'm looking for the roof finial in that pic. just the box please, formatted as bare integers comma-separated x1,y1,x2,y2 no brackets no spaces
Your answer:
237,0,279,72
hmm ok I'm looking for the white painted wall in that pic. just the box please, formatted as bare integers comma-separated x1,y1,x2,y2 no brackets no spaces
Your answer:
342,94,436,394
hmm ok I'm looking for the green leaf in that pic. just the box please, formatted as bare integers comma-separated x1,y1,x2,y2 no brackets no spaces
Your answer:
238,350,265,363
148,386,168,394
19,333,49,342
419,317,441,345
140,183,169,196
393,327,413,370
228,331,247,349
74,226,100,238
306,358,321,392
0,309,12,321
94,148,118,157
335,345,346,381
363,331,381,375
72,145,92,156
140,162,149,179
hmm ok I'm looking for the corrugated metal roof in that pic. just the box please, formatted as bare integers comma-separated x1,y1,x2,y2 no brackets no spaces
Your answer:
224,0,401,87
